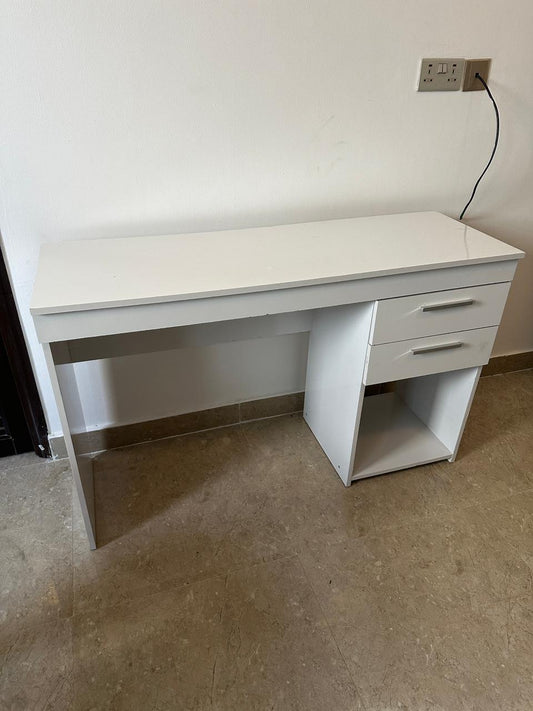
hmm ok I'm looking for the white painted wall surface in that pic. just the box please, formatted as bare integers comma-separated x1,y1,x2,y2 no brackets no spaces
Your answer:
1,1,532,437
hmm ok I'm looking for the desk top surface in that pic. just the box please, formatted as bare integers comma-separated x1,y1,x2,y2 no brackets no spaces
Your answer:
31,211,524,315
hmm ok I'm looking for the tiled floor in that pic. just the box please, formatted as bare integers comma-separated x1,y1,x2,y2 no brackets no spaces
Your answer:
1,371,532,710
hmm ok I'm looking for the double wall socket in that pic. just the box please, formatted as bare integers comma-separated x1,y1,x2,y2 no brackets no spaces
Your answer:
418,58,465,91
417,58,491,92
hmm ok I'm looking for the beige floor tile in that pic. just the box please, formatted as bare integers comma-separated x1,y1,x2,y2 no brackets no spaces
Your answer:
92,426,253,540
297,505,533,625
241,403,525,537
73,429,295,612
296,533,400,629
0,617,72,711
464,371,533,444
349,461,453,530
241,413,330,465
300,532,533,711
480,595,533,703
434,440,532,509
459,372,533,476
212,557,363,710
0,526,73,629
0,460,73,629
2,370,533,710
73,558,362,711
234,447,375,541
433,371,533,507
72,575,227,711
0,451,43,475
241,416,447,541
476,492,533,568
73,504,291,615
0,459,72,534
381,507,533,609
331,592,533,711
504,424,533,481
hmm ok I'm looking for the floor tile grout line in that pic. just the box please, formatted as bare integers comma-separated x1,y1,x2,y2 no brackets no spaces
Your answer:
293,552,369,711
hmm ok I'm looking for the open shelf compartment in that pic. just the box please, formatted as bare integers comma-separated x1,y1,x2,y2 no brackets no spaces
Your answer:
351,367,481,481
352,391,451,479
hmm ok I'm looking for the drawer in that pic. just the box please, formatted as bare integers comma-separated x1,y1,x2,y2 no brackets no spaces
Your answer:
369,282,510,345
364,326,498,385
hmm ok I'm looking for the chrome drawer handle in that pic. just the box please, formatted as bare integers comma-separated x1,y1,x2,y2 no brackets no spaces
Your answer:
411,341,463,355
421,298,474,312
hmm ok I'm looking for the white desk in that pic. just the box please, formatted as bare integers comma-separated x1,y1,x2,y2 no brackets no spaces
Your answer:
31,212,524,549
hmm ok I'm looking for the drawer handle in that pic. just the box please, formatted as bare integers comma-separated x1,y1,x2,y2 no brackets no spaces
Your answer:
411,341,463,355
421,298,474,312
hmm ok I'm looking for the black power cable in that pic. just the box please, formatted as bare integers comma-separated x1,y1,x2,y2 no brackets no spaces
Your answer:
459,73,500,220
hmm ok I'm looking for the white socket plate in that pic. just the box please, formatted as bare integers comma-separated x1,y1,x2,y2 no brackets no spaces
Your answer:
418,58,465,92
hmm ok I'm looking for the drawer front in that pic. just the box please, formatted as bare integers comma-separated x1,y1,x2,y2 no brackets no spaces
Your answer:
364,326,498,385
369,282,510,345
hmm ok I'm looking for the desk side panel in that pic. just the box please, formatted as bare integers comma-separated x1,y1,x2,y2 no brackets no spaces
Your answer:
304,303,374,485
43,342,96,549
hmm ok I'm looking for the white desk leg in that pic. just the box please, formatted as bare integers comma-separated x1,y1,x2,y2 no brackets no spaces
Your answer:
304,303,374,486
43,342,96,549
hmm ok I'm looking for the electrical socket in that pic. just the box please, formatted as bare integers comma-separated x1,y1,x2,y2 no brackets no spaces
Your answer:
417,58,465,91
463,58,491,91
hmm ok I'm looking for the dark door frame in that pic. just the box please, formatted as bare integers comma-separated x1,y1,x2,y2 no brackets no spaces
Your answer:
0,241,50,457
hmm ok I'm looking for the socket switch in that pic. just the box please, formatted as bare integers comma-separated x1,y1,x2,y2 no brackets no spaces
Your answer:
418,58,465,91
462,58,491,91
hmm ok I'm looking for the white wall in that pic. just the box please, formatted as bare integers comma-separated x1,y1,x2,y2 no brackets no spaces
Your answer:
1,1,532,437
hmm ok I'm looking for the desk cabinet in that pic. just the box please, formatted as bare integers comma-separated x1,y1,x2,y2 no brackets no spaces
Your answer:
304,268,516,486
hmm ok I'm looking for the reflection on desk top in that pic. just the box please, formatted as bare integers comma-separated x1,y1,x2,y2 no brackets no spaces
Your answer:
31,211,524,315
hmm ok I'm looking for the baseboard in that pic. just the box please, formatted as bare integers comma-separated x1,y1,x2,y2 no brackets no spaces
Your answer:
49,350,533,459
48,392,304,459
480,350,533,377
